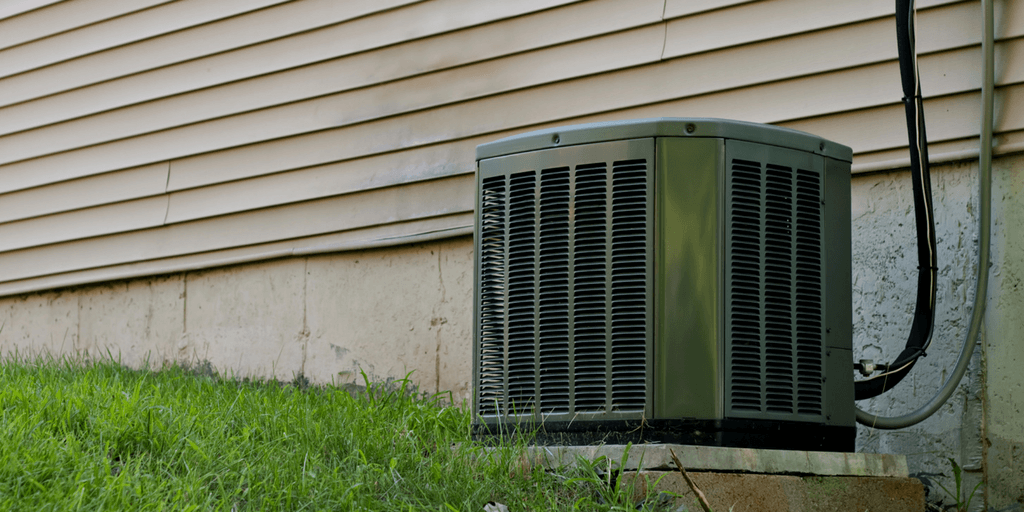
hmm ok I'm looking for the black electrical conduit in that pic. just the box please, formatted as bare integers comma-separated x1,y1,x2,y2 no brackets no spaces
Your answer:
853,0,939,402
854,0,994,429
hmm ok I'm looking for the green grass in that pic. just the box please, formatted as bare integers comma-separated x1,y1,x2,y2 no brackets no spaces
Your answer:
0,355,668,511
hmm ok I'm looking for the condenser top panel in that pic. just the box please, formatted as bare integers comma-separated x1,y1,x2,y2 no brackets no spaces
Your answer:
475,117,853,163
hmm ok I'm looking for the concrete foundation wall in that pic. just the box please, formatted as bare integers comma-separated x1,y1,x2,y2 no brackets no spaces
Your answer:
851,153,1024,510
985,154,1024,510
851,158,987,507
0,237,475,402
1,154,1022,509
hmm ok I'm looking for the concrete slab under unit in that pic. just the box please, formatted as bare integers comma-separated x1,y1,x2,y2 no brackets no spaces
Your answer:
525,444,909,477
524,445,924,511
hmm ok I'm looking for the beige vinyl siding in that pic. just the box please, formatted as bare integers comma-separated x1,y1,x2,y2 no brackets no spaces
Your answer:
0,162,168,224
0,1,174,49
0,175,474,282
0,0,295,80
0,0,652,139
0,0,1015,296
0,1,63,23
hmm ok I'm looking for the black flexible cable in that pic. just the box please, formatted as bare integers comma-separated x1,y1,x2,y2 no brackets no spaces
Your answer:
854,0,939,401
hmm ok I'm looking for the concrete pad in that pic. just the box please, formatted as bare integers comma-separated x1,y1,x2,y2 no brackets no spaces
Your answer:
184,258,306,381
525,444,909,477
0,289,78,358
525,444,921,511
77,275,184,368
625,472,924,512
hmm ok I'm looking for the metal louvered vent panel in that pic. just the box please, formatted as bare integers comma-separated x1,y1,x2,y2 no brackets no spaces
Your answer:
572,163,610,413
795,169,825,414
610,160,648,411
726,152,825,421
477,176,507,415
728,160,764,412
764,164,795,414
506,171,537,414
474,140,652,420
538,167,571,414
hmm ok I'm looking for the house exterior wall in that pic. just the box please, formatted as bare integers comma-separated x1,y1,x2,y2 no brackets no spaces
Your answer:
0,0,1019,295
0,0,1021,509
3,154,1022,509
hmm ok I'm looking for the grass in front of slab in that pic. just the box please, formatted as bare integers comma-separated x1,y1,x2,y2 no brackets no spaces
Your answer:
0,355,669,511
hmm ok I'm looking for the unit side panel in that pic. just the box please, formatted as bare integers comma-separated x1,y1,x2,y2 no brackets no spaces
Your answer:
822,156,854,427
723,139,826,424
653,136,725,420
474,138,655,425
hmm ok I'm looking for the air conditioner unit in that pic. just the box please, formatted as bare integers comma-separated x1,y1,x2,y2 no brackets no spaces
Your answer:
472,118,855,452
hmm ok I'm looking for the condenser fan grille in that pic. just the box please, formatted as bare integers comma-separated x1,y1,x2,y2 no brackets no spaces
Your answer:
726,155,825,420
476,155,651,418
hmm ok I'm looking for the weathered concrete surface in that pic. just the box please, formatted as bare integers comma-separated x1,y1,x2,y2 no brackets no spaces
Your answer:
304,237,473,400
184,258,307,382
526,444,908,477
78,275,184,369
984,155,1024,510
0,288,78,357
625,472,925,512
531,445,920,511
850,159,988,509
0,236,474,402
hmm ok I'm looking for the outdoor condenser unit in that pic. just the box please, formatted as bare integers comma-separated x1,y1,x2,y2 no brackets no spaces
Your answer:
472,118,856,452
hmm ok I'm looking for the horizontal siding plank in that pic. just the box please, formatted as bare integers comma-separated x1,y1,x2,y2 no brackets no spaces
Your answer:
166,138,483,224
0,23,665,167
780,83,1024,154
160,20,1011,192
0,213,473,297
1,0,998,194
0,82,1016,289
0,0,173,50
162,38,1011,222
0,0,64,23
664,0,955,22
0,0,291,82
664,0,758,20
663,0,963,59
555,67,1022,156
2,81,1015,285
528,80,1021,163
0,0,573,111
1,1,996,174
0,163,167,224
0,175,473,283
0,196,168,253
0,0,660,137
853,128,1024,172
0,0,1018,297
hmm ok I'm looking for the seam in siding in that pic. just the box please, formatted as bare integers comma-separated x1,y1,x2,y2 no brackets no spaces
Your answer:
163,161,172,225
660,0,668,59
